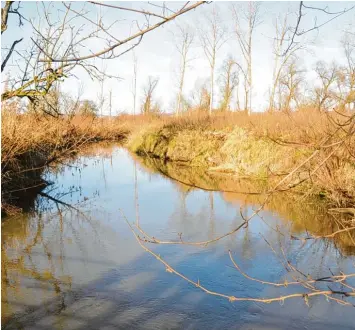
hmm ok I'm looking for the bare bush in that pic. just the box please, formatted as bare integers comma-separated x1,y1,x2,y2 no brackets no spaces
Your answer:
141,76,160,115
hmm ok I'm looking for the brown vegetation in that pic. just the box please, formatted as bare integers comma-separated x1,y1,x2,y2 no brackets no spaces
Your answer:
132,151,355,254
1,102,128,215
122,108,355,307
127,109,355,208
2,99,353,214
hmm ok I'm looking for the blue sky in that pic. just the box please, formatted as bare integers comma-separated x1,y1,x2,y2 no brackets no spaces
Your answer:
2,1,354,114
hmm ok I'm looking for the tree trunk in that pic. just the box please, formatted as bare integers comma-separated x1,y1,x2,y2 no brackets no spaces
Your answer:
210,65,214,115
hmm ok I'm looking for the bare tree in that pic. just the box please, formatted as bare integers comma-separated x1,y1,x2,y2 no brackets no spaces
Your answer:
198,6,227,115
233,1,261,114
141,76,159,115
338,30,355,111
190,79,211,112
269,2,355,112
268,12,303,112
97,61,107,117
132,51,138,115
218,56,239,111
174,24,194,116
312,61,338,111
278,59,305,112
109,89,112,117
1,1,206,103
78,99,98,117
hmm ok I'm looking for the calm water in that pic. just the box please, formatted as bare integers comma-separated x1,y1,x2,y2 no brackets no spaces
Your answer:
2,143,355,329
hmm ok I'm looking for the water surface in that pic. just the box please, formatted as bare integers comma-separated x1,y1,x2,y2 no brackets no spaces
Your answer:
2,143,355,329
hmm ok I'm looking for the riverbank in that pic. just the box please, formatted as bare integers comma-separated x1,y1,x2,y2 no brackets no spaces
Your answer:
1,110,128,215
127,111,355,208
132,151,355,255
2,109,354,214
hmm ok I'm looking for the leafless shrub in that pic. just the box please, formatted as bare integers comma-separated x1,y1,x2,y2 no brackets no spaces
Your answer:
198,5,228,115
141,76,160,115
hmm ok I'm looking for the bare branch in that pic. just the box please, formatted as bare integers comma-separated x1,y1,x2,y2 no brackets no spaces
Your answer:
39,1,206,63
282,1,355,57
1,37,23,72
88,1,167,20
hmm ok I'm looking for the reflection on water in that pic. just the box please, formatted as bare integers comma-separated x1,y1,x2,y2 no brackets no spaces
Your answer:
2,143,355,330
136,154,355,255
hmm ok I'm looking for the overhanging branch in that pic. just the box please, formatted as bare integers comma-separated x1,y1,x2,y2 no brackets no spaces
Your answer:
38,1,206,63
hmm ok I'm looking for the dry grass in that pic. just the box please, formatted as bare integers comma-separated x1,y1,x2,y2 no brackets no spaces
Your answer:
126,109,355,207
122,108,342,144
2,103,354,213
1,105,128,213
1,112,127,173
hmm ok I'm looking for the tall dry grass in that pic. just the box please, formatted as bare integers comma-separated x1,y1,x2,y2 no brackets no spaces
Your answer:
2,103,354,213
121,107,341,141
126,109,355,207
1,106,128,214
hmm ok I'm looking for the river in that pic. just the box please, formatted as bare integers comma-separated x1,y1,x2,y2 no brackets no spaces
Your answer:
2,143,355,329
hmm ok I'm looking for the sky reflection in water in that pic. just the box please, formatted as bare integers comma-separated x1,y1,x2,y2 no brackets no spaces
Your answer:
2,144,355,329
